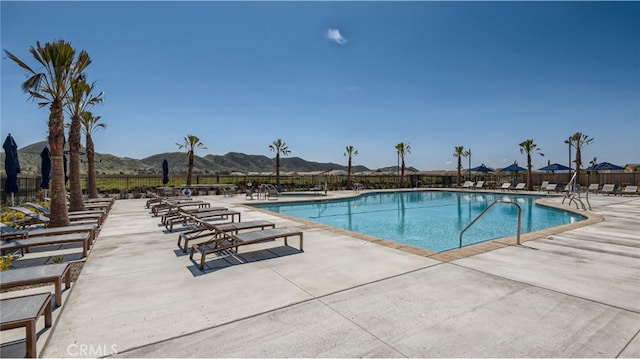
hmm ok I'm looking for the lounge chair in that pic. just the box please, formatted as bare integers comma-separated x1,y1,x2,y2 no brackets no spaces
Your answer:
181,220,276,252
513,183,526,191
166,209,240,232
1,232,92,258
461,181,474,190
600,184,617,195
146,193,190,208
193,227,303,270
0,293,52,358
621,185,638,195
1,223,97,247
151,199,210,216
474,181,485,190
0,263,71,307
12,206,104,228
500,183,511,191
587,184,600,195
538,181,549,192
24,202,106,225
545,184,558,193
161,206,227,227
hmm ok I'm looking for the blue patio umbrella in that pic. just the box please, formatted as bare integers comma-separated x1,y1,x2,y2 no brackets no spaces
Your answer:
162,159,169,185
3,134,21,201
538,163,571,172
587,162,624,171
469,164,494,172
40,147,51,190
500,163,526,172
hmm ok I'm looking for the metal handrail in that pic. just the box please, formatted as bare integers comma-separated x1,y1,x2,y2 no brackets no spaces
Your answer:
459,200,522,248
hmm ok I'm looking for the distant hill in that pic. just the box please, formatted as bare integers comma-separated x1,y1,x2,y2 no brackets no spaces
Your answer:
8,140,372,175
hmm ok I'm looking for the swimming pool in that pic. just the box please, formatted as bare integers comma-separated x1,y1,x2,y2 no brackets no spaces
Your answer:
251,191,585,252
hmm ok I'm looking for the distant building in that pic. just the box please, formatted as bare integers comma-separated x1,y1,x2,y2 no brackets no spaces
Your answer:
625,164,640,173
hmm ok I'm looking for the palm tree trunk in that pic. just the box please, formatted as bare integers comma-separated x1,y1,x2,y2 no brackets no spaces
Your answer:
347,157,352,188
86,135,98,198
275,154,280,186
48,101,70,227
527,153,533,190
186,152,194,187
400,159,405,187
575,149,582,185
68,114,86,211
457,156,462,186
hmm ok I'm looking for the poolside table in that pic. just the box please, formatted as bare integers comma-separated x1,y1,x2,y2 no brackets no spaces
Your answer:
0,293,52,358
0,263,71,307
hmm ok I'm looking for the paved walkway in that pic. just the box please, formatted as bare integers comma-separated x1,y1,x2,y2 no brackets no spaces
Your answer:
25,191,640,357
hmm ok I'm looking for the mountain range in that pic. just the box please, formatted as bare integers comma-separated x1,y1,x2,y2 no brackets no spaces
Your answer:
9,140,415,175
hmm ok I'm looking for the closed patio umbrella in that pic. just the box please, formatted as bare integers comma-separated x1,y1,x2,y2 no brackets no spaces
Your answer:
40,147,51,194
3,134,20,201
162,159,169,185
3,134,20,224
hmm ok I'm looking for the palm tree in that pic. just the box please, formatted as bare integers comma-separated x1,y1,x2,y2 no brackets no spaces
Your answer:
589,157,598,168
5,40,90,227
395,142,411,187
344,146,358,189
463,149,472,181
66,76,103,210
570,132,594,185
80,111,106,198
519,139,544,190
453,146,465,186
176,135,207,188
269,139,290,186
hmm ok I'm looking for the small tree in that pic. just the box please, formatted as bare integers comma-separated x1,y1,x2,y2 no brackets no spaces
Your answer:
177,135,206,188
453,146,465,186
269,139,290,186
519,139,544,190
344,145,358,189
395,142,411,187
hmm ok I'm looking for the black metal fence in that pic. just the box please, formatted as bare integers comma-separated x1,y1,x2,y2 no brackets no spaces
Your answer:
2,172,638,205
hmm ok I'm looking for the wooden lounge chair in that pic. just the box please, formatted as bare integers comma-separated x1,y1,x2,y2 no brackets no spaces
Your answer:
151,200,210,216
193,227,303,270
0,263,71,307
1,223,97,247
0,293,52,358
513,183,526,191
182,220,276,252
1,232,92,258
474,181,485,190
161,207,227,227
11,206,103,228
621,185,638,195
23,203,106,226
500,183,511,191
166,209,241,232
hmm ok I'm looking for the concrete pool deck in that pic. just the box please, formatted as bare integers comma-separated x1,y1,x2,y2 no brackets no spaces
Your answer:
5,190,640,357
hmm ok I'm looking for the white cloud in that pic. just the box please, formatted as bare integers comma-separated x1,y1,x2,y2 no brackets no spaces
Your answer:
326,28,347,45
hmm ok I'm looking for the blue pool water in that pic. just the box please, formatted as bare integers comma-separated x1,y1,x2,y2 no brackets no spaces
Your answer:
251,191,585,252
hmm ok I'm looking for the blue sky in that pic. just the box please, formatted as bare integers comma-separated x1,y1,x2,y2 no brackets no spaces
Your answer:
2,1,639,171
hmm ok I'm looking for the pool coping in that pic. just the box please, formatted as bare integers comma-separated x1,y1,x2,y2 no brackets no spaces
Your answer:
243,189,603,263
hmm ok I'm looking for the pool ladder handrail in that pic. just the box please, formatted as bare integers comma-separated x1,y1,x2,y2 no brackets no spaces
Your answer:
459,200,522,248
